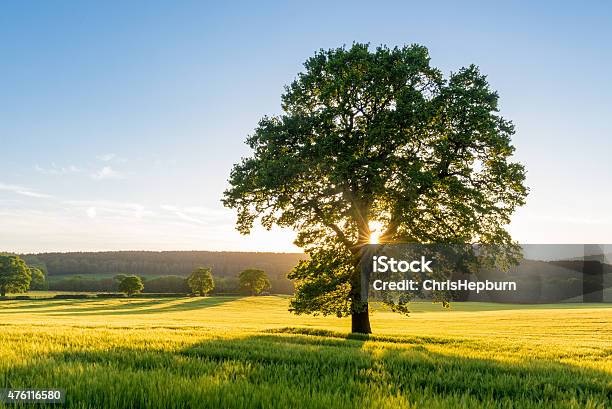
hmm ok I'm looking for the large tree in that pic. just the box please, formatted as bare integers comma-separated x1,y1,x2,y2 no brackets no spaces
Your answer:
0,255,32,297
118,275,144,297
187,267,215,296
238,269,271,296
223,43,528,333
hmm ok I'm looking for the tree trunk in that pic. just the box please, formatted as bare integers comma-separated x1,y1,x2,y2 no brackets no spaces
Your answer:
351,306,372,334
350,269,372,334
350,203,373,334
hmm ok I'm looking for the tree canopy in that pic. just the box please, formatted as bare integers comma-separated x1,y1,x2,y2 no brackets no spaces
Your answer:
187,267,215,296
0,255,32,297
238,269,271,296
223,43,528,333
118,275,144,296
28,267,47,290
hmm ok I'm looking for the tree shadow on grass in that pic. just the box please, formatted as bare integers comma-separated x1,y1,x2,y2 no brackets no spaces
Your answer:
47,296,243,316
0,297,242,316
0,299,94,311
2,328,610,408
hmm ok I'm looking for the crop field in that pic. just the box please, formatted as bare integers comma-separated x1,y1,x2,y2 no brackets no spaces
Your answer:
0,296,610,408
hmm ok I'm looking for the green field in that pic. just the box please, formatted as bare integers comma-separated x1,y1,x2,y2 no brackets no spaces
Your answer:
0,296,610,408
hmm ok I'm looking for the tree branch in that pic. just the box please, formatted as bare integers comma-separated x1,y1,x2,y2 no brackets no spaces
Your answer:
311,206,355,249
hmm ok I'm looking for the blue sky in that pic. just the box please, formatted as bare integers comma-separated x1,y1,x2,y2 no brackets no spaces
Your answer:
1,1,611,252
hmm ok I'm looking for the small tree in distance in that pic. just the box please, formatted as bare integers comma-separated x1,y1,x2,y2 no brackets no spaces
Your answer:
0,255,32,297
113,274,127,282
29,267,47,290
188,267,215,296
239,269,271,296
118,275,144,297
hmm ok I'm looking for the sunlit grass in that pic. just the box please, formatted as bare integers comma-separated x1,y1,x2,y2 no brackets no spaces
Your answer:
0,297,610,408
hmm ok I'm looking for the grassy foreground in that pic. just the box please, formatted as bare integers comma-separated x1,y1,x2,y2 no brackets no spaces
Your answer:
0,296,610,408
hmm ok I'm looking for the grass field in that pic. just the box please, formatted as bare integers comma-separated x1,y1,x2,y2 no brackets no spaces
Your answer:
0,296,610,408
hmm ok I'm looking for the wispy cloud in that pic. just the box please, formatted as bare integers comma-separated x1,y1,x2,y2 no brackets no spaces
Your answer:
69,200,155,221
86,207,97,218
160,205,232,225
66,200,153,219
96,153,126,163
96,153,116,162
160,205,205,224
0,194,298,252
91,166,124,180
35,156,126,180
35,163,81,175
0,205,299,253
0,183,52,199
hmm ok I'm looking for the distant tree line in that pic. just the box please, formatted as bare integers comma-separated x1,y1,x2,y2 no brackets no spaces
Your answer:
20,251,300,294
1,253,280,297
47,273,288,294
22,251,302,277
46,267,274,297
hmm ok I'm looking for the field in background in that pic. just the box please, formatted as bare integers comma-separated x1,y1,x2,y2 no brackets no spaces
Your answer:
1,297,610,408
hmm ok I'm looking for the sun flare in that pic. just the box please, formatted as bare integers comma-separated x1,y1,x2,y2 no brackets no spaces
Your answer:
369,231,381,244
369,221,384,244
